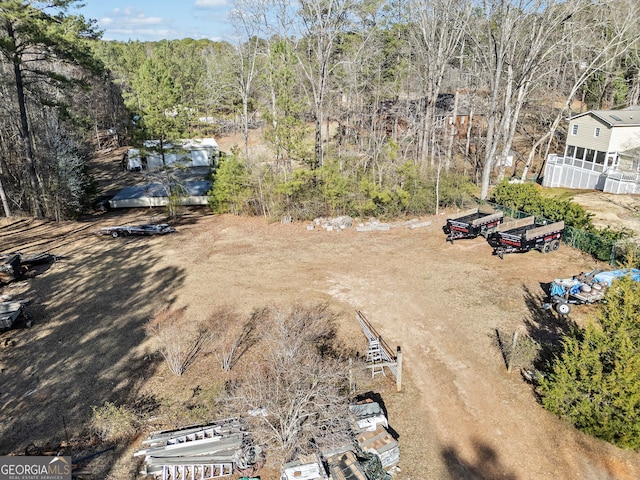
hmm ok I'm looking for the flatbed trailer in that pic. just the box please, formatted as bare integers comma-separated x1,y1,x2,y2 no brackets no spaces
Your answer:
487,217,564,258
98,223,175,238
442,207,504,243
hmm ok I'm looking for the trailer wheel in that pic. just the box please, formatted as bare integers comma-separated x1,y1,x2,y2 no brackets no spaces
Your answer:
551,240,560,251
542,242,551,254
111,231,119,238
555,302,571,315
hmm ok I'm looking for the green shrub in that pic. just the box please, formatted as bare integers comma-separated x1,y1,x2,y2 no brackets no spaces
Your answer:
90,402,138,442
539,271,640,449
490,180,594,229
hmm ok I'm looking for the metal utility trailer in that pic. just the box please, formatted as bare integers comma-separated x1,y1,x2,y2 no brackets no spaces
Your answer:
98,223,176,238
543,268,640,315
0,302,30,330
443,207,504,243
488,217,564,258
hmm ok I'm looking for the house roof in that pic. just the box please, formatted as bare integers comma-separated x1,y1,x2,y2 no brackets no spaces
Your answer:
619,146,640,159
111,181,212,201
570,106,640,127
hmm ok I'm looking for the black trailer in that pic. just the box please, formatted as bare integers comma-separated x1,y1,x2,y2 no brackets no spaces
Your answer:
443,207,504,243
487,217,564,258
98,223,176,238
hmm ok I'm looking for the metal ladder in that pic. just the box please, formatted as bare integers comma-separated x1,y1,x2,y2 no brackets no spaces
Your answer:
367,338,386,378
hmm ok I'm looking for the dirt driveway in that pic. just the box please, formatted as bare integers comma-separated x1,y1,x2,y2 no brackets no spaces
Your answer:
2,205,640,479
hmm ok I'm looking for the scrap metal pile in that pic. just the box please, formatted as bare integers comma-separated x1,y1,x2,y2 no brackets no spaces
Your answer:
134,418,263,480
1,252,55,331
281,397,399,480
135,396,399,480
543,268,640,315
0,252,57,284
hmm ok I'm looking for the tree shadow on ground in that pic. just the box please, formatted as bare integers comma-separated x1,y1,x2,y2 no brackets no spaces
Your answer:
520,283,578,374
352,390,400,440
0,234,185,460
442,439,517,479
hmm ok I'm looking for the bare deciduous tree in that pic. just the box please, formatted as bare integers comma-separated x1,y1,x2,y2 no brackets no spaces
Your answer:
469,0,598,197
231,304,353,464
408,0,471,168
146,307,212,377
207,305,262,371
522,0,640,181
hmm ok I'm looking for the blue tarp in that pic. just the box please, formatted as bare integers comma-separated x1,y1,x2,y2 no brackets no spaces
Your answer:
550,283,567,296
592,269,640,286
569,284,583,295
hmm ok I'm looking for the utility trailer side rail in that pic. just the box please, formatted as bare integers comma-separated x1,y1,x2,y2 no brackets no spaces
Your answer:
490,218,564,258
443,207,504,243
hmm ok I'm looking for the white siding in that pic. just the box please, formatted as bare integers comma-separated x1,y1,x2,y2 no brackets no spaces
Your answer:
609,126,640,152
567,115,612,151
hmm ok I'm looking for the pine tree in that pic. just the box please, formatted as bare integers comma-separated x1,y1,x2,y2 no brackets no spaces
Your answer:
540,271,640,449
0,0,101,218
208,155,252,215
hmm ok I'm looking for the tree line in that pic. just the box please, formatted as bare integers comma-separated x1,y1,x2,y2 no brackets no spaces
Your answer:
1,0,639,219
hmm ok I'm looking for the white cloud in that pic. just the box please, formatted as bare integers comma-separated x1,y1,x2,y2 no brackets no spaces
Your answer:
97,8,167,30
93,5,230,42
194,0,227,8
127,15,164,26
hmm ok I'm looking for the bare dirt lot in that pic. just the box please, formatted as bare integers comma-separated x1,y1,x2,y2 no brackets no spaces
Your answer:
570,191,640,237
1,149,640,479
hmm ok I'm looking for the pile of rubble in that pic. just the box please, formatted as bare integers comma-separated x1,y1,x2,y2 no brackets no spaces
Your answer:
134,397,397,480
281,397,399,480
0,252,57,285
134,418,263,479
308,216,431,232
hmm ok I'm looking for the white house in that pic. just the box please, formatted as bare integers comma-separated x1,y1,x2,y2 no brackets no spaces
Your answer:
126,138,219,172
542,106,640,194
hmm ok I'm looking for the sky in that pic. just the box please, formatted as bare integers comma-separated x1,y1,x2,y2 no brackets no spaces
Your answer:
75,0,234,43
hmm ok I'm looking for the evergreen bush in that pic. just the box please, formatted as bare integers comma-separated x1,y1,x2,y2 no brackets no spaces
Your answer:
539,270,640,450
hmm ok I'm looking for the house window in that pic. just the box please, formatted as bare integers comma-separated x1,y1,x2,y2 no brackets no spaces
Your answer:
594,127,600,137
571,124,578,135
585,149,595,163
